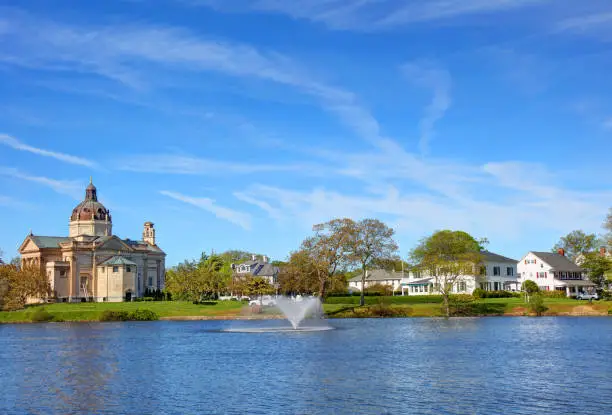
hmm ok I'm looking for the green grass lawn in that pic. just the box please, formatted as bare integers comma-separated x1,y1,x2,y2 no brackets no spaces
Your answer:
0,301,245,323
2,297,611,323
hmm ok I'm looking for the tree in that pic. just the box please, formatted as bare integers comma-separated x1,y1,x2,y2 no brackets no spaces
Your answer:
410,230,483,317
349,219,399,307
0,264,50,311
521,279,539,302
581,252,612,290
165,253,229,301
278,249,318,295
246,277,273,304
301,218,356,299
553,230,598,262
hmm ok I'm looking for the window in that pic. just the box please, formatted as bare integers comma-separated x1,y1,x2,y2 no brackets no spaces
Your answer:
113,266,119,273
100,267,105,273
60,270,66,277
506,267,514,276
148,276,153,287
493,266,501,276
126,266,131,273
494,282,499,290
457,282,467,292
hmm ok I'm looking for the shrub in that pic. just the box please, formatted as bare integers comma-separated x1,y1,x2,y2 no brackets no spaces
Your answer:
129,309,159,321
325,295,443,305
99,309,159,321
100,310,131,321
541,290,566,298
528,294,548,316
472,288,486,299
143,297,154,302
30,307,53,322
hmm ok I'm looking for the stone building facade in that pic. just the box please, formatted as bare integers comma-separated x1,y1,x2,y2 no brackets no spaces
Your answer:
19,179,166,302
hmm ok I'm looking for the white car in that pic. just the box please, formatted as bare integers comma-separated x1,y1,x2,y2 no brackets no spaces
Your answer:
249,295,276,307
576,292,598,300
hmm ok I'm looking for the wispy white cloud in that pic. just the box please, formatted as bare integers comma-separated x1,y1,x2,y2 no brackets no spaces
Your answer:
160,190,252,229
192,0,548,31
0,10,389,148
402,61,451,154
0,134,97,167
115,154,324,175
555,12,612,36
0,167,82,199
0,195,31,209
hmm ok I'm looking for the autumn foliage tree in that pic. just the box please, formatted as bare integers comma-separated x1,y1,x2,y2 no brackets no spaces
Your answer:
348,219,398,306
0,264,50,311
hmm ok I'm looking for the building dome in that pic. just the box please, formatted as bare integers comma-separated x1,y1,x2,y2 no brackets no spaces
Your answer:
70,180,112,222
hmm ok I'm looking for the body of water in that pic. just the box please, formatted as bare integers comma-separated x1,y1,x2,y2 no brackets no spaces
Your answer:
1,317,611,414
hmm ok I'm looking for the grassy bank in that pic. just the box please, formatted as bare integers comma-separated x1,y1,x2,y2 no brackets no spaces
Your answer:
1,297,611,323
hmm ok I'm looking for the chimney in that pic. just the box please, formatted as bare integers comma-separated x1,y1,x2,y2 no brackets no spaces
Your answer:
263,255,268,263
601,247,607,256
251,254,256,261
557,248,565,256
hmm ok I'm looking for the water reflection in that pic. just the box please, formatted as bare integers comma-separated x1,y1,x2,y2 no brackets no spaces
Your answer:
1,318,612,414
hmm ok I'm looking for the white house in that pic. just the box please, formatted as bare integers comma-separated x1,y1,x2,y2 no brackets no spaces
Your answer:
517,249,594,297
348,270,404,292
399,251,519,296
232,255,279,285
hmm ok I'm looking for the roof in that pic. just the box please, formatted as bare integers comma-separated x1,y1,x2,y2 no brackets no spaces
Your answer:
100,256,137,266
405,278,433,285
531,252,584,272
481,251,517,263
30,236,71,249
555,279,595,287
253,263,279,277
349,269,403,282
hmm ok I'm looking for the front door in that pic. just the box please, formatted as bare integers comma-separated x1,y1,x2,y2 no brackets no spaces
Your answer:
125,291,132,302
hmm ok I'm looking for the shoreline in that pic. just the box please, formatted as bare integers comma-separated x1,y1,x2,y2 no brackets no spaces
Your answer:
1,310,610,324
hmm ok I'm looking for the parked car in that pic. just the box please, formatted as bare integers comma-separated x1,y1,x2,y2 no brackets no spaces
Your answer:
249,295,276,307
576,292,598,300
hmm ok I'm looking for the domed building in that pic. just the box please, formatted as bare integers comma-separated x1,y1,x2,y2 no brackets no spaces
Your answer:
19,179,166,302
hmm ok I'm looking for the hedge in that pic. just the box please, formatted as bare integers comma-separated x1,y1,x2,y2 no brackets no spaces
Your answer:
99,309,159,321
325,295,443,305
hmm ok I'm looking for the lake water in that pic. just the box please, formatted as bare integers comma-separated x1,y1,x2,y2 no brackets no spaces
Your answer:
1,317,611,414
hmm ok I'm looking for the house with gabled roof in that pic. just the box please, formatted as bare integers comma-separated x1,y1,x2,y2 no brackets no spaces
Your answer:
517,248,594,296
18,179,166,302
232,254,279,285
399,250,519,296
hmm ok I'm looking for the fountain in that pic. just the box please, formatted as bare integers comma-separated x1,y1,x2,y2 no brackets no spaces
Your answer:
223,295,334,333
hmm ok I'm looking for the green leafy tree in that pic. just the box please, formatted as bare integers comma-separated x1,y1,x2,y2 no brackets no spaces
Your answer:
581,252,612,290
349,219,399,307
246,277,274,304
528,293,548,316
165,253,228,301
553,230,598,262
410,230,483,317
521,280,539,302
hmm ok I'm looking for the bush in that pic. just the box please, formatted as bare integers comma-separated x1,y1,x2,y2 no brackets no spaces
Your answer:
99,309,159,321
325,295,443,305
472,289,515,299
528,294,548,316
541,290,566,298
100,310,131,321
129,309,159,321
193,301,217,305
30,307,54,322
472,288,486,299
143,297,154,302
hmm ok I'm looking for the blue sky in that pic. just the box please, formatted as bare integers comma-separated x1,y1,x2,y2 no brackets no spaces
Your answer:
0,0,611,265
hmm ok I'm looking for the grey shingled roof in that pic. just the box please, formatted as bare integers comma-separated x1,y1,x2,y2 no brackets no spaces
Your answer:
100,256,137,266
531,252,584,272
31,236,71,248
253,263,279,277
481,251,517,263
